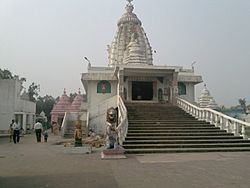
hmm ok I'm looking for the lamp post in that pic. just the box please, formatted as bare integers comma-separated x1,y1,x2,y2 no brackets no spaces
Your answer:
84,57,91,69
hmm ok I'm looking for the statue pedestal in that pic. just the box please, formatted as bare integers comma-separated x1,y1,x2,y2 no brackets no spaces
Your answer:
64,144,92,154
101,146,126,159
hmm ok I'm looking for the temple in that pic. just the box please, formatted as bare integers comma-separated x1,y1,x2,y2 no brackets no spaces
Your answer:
81,0,202,134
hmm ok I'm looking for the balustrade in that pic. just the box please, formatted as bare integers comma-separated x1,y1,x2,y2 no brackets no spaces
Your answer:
177,98,250,140
117,96,128,145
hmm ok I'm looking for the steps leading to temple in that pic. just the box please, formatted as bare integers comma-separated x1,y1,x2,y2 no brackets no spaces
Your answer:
123,103,250,154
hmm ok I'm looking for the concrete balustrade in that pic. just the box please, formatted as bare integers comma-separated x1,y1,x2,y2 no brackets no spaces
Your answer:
117,96,128,145
177,98,250,139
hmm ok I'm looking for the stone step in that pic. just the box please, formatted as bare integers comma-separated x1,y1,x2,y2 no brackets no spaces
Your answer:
129,120,207,123
123,143,250,149
125,135,242,140
123,139,250,144
125,147,250,154
129,124,215,127
126,132,233,136
128,129,226,133
128,126,220,130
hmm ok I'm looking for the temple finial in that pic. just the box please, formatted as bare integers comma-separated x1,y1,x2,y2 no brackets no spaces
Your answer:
127,0,133,3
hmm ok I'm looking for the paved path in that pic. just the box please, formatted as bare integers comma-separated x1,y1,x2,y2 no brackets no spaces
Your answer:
1,133,250,188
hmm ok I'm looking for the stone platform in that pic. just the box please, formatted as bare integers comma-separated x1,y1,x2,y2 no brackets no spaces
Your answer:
101,146,126,159
63,144,92,154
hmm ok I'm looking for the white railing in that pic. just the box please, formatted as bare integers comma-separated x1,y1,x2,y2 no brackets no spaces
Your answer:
117,96,128,145
177,97,250,139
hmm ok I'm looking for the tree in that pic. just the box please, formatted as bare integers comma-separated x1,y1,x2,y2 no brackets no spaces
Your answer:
239,98,247,114
69,92,77,103
0,68,13,79
36,95,56,122
28,82,40,102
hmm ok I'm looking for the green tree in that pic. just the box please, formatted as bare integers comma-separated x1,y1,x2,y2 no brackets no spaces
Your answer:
36,95,56,122
28,82,40,102
239,98,247,114
0,68,13,79
69,92,77,103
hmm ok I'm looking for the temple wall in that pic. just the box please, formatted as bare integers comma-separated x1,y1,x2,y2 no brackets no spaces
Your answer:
0,80,17,131
88,95,117,134
179,83,195,102
0,79,36,132
87,80,117,106
87,80,118,134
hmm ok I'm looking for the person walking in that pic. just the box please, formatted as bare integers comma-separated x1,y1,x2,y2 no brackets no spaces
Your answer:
34,120,43,142
9,120,14,142
43,129,49,142
12,119,21,144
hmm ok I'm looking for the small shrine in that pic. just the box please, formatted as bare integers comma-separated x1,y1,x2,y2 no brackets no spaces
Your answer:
70,89,84,112
51,89,71,125
198,84,218,109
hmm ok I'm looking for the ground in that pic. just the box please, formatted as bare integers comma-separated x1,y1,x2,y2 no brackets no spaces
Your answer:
1,133,250,188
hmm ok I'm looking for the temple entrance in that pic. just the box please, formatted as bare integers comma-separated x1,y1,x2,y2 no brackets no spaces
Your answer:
132,81,153,100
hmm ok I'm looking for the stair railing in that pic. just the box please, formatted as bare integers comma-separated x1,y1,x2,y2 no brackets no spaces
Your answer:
117,96,128,145
177,97,250,139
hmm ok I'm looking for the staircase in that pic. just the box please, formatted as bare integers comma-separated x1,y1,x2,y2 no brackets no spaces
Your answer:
123,103,250,154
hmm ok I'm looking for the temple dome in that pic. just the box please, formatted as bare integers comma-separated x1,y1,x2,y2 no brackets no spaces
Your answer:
70,90,84,112
51,89,71,115
198,84,218,109
108,1,153,66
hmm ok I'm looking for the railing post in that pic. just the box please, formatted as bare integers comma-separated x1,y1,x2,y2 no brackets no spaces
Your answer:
241,125,247,139
232,121,239,136
219,116,224,130
214,115,218,127
210,112,214,125
225,119,231,133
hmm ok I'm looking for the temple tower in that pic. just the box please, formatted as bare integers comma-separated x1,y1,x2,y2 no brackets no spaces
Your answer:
108,0,153,66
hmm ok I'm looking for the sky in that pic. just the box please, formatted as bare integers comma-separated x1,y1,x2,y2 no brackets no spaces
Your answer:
0,0,250,107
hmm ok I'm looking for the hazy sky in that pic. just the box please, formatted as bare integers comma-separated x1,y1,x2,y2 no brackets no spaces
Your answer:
0,0,249,107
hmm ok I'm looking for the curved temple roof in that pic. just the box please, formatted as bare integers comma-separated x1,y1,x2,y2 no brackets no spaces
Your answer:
108,0,153,66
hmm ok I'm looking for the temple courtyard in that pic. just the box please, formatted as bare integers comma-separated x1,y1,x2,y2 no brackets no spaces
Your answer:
1,134,250,188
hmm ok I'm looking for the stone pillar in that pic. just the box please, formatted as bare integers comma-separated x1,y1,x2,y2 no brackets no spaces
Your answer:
172,72,178,105
117,68,124,100
22,113,27,132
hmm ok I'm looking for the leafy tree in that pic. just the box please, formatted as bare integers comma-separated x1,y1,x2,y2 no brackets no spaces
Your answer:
239,98,247,114
0,68,13,79
36,95,56,122
28,82,40,102
69,92,77,103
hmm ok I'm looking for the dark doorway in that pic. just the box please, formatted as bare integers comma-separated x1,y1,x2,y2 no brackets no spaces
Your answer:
132,81,153,100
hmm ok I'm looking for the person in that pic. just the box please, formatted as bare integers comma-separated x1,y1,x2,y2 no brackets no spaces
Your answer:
8,120,14,142
43,129,48,142
52,122,59,135
34,120,43,142
12,119,21,144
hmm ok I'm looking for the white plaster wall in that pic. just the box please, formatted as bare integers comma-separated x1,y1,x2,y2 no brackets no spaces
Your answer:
88,95,117,134
86,80,118,134
179,83,195,102
15,99,36,113
87,80,117,107
0,79,36,131
0,80,16,131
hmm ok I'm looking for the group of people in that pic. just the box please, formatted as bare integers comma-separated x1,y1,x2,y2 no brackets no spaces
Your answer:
9,119,50,143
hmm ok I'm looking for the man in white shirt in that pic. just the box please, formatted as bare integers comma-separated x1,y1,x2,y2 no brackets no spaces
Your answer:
12,119,21,144
34,120,43,142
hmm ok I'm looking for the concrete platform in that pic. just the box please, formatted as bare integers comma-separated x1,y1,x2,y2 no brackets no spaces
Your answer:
1,134,250,188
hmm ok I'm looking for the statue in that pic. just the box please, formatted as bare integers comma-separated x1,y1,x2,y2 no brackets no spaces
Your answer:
74,122,82,147
105,107,118,149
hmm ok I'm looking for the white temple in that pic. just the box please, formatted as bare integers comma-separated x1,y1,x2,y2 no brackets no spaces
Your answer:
198,84,218,109
81,0,203,134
